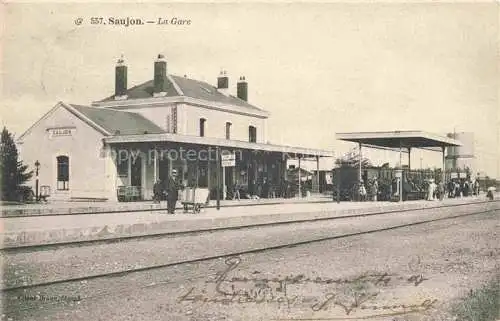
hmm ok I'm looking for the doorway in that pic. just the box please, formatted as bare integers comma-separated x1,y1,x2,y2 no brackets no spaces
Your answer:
159,157,169,184
224,167,233,187
198,161,208,187
131,156,142,187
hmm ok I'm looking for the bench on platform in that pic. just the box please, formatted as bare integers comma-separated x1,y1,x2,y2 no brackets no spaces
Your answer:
405,191,426,201
117,186,141,202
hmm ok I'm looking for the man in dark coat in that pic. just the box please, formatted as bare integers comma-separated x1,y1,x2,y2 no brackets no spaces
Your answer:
166,169,181,214
448,180,455,198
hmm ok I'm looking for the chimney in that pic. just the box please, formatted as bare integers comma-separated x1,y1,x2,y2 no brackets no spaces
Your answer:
114,55,128,100
153,54,168,97
217,70,229,96
237,76,248,101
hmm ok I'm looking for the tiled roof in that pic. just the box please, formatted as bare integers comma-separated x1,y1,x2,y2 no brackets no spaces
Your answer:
170,75,265,112
99,75,265,113
100,79,180,101
69,104,165,135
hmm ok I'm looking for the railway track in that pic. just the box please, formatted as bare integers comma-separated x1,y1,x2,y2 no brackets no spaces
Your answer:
2,199,497,252
2,200,498,294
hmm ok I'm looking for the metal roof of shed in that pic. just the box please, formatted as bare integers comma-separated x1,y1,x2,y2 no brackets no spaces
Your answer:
336,130,462,149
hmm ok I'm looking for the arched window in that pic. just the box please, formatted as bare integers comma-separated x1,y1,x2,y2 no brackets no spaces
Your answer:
225,122,232,140
56,156,69,190
249,126,257,143
199,118,206,137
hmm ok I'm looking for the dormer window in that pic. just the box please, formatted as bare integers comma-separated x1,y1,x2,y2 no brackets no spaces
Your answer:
199,118,206,137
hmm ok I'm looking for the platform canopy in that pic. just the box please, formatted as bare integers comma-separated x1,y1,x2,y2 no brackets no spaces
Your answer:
335,131,463,202
335,130,462,149
104,132,334,158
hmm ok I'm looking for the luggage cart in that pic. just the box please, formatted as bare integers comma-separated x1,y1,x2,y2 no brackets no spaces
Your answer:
39,185,51,203
181,188,210,213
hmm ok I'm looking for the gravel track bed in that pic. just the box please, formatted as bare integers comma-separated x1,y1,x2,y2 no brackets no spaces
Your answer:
2,207,498,321
2,202,496,289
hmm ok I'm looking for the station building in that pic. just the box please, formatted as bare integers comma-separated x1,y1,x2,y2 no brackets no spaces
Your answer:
17,55,333,201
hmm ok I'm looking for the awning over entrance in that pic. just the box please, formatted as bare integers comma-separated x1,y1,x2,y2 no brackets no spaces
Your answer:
335,130,462,149
104,133,335,158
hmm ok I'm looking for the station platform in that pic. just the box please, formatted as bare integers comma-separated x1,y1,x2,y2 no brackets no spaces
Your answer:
0,195,333,217
1,194,496,249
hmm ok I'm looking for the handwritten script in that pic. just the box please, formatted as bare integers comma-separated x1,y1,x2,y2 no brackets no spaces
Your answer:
178,257,437,318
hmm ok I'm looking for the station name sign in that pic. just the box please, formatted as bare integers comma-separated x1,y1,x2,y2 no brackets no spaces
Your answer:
221,152,236,167
48,127,75,138
450,172,467,179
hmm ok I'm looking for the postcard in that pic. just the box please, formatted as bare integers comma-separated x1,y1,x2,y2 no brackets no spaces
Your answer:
1,2,499,321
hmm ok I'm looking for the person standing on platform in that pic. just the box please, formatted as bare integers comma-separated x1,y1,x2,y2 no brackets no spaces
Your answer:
284,180,290,198
448,180,454,198
256,181,263,199
391,177,398,200
486,186,495,200
262,178,270,199
359,180,367,202
454,181,460,198
437,180,445,201
427,179,435,201
233,183,241,201
166,169,181,214
372,178,379,201
153,179,163,204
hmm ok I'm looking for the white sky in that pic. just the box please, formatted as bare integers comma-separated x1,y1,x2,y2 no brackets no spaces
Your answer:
1,2,499,177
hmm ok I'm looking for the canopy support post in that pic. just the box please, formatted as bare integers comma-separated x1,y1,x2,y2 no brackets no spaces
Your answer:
408,147,411,170
358,143,362,183
359,143,363,202
442,145,446,189
153,149,158,182
216,146,221,210
298,155,302,198
336,167,341,203
222,166,226,200
127,151,132,186
399,141,403,202
316,155,320,193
